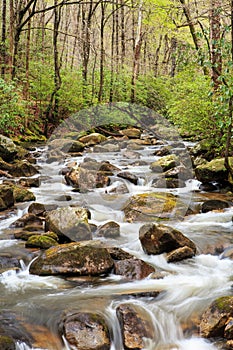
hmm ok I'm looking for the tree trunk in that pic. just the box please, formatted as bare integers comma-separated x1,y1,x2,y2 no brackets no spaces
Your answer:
98,2,105,102
210,0,222,90
1,0,7,78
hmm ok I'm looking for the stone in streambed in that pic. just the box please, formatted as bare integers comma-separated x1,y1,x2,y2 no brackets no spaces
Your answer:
45,206,91,242
29,241,114,276
114,258,155,280
201,199,230,213
59,311,110,350
200,296,233,339
139,223,196,262
96,221,120,239
195,157,233,184
78,132,107,145
116,303,154,349
150,154,178,173
0,185,14,211
25,233,59,249
0,134,27,162
117,171,138,185
11,213,43,228
9,160,39,177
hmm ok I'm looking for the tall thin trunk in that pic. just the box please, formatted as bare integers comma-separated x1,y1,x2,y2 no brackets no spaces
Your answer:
109,1,115,103
131,0,143,103
25,16,31,102
120,0,125,65
154,34,162,77
1,0,7,78
98,2,105,102
210,0,222,90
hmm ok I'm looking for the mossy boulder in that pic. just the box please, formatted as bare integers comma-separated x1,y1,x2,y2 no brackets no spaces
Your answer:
150,154,179,173
25,233,59,249
139,223,196,260
78,132,107,145
0,335,15,350
59,311,110,350
12,186,36,203
195,158,233,184
123,192,185,222
200,296,233,339
0,185,14,211
119,127,142,139
9,160,39,178
45,206,92,242
29,241,114,276
96,221,120,239
0,134,26,162
48,138,85,154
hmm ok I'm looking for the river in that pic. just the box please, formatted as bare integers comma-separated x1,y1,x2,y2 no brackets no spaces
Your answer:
1,123,233,350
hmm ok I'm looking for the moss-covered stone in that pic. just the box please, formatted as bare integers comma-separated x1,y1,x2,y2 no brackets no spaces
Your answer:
195,158,233,183
0,335,15,350
13,186,36,203
25,234,59,249
150,154,179,173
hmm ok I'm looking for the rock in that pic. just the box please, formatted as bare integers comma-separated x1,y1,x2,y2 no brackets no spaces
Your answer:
119,127,142,139
9,160,39,177
96,221,120,238
117,171,138,185
114,258,155,280
122,150,141,159
0,335,15,350
18,177,40,188
116,304,154,349
139,223,196,256
14,230,41,240
29,242,114,276
150,155,179,173
28,202,57,216
164,165,193,180
0,254,21,272
166,246,195,263
0,135,26,162
153,146,171,156
79,132,107,145
65,167,110,191
152,177,186,189
25,233,59,249
0,185,14,211
201,199,230,213
200,296,233,338
195,158,233,184
59,311,110,350
225,318,233,340
11,213,43,228
107,247,134,260
220,245,233,260
45,206,92,242
123,192,183,222
48,138,84,154
12,186,36,203
93,143,120,153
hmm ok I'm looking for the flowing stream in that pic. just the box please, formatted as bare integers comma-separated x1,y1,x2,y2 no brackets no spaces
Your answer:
1,139,233,350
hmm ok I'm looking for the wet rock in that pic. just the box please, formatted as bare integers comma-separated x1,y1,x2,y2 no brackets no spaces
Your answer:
96,221,120,239
116,304,154,349
122,150,141,159
119,127,142,139
45,206,92,242
0,335,15,350
200,296,233,338
59,311,110,350
150,154,178,173
164,165,193,180
117,171,138,185
114,258,155,280
123,192,183,222
195,158,233,184
139,223,196,257
0,135,26,162
0,254,21,272
11,213,43,228
0,185,14,211
108,182,129,194
28,202,57,216
9,160,39,177
153,146,171,156
93,143,120,153
220,245,233,260
12,185,36,203
107,247,134,260
14,230,41,240
166,246,195,263
225,318,233,340
152,177,186,189
18,177,40,188
201,199,230,213
48,138,84,154
126,142,144,151
29,241,114,276
79,132,107,145
25,233,59,249
65,167,110,191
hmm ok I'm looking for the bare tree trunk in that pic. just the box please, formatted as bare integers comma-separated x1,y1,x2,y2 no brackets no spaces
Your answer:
98,2,106,102
131,0,143,103
120,0,125,65
170,36,177,77
1,0,7,78
210,0,222,90
154,34,162,77
109,1,115,103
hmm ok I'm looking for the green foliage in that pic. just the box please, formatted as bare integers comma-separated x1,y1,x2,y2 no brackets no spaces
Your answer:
161,69,215,137
0,78,27,135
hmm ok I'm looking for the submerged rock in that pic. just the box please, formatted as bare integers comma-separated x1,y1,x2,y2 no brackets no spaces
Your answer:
139,223,196,262
59,311,110,350
116,304,154,349
29,241,114,276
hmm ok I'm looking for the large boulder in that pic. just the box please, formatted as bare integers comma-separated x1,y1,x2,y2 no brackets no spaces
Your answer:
0,185,14,211
123,192,184,222
78,132,107,145
195,158,233,184
29,241,114,276
119,127,142,139
9,160,39,177
48,138,85,154
200,296,233,340
116,304,154,349
0,135,26,162
150,154,179,173
59,311,110,350
45,206,92,242
96,221,120,239
139,223,196,261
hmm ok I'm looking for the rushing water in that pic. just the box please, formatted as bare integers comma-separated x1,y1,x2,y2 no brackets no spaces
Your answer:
1,140,233,350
